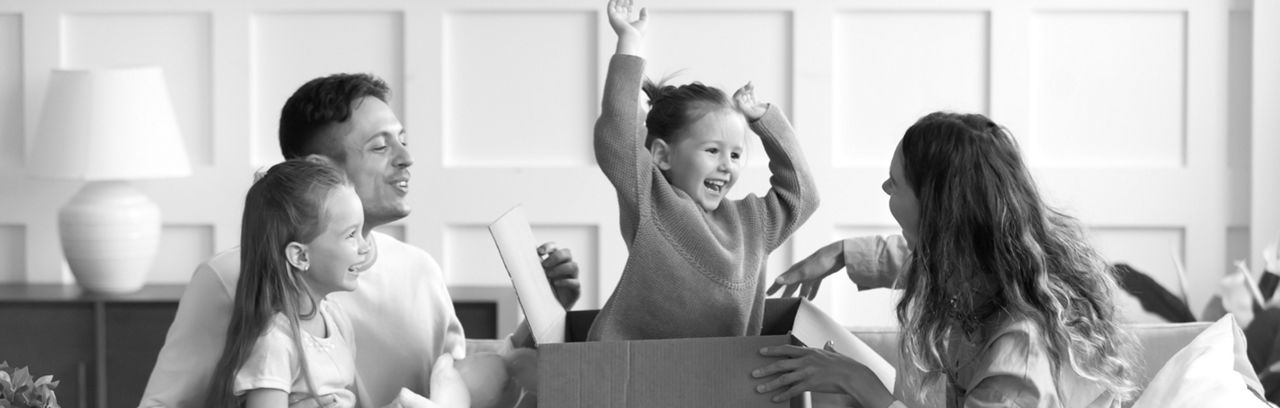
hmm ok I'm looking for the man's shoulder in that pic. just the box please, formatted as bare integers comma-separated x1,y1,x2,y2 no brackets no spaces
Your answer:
197,247,241,298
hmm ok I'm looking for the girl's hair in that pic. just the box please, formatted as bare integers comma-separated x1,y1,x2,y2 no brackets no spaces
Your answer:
641,76,736,149
892,112,1139,403
208,159,351,408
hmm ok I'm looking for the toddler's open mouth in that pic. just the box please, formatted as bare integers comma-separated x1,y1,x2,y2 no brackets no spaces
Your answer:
704,179,727,193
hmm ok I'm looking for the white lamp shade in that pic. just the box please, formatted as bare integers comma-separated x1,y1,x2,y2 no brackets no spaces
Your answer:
29,66,191,180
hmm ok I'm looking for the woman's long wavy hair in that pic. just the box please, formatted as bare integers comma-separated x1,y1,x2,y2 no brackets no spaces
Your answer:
893,112,1139,403
208,159,350,407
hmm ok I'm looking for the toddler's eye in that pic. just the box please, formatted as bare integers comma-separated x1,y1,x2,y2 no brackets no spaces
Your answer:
706,148,719,155
372,145,388,152
731,152,741,160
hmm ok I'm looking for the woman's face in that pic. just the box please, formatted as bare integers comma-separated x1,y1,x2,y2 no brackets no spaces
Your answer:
883,142,920,248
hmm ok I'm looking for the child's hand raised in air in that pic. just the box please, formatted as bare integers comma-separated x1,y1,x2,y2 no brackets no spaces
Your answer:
734,82,769,121
607,0,648,56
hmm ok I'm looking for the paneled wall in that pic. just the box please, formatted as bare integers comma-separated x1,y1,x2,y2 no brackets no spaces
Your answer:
0,0,1275,330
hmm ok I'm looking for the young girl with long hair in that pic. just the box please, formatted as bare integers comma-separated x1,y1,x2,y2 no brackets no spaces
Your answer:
207,159,373,408
753,112,1139,407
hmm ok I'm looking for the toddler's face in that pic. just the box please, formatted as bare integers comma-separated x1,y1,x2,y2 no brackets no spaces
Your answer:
658,109,747,211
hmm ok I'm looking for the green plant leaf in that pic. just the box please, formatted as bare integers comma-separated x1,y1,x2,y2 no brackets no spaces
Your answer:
0,370,11,391
11,367,29,392
31,376,52,389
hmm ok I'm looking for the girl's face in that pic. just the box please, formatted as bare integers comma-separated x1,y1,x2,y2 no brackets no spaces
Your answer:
298,186,370,296
883,143,920,248
655,109,747,212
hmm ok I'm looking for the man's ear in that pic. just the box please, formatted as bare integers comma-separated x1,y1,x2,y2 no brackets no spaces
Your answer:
649,139,673,171
285,242,310,271
304,154,337,167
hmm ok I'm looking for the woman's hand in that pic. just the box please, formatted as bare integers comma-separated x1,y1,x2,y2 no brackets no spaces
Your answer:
753,343,894,407
767,240,845,300
606,0,648,56
733,82,769,122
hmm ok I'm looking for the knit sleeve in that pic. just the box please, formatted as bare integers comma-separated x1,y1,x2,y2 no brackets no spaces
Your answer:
843,234,911,290
745,105,819,251
594,54,650,244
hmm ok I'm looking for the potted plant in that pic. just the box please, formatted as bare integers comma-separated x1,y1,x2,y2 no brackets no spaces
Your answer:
0,361,59,408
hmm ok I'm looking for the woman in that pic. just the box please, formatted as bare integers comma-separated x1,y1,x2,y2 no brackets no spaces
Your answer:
753,112,1139,408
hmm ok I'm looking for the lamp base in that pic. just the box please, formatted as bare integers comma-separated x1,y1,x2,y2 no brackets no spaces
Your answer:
58,181,161,294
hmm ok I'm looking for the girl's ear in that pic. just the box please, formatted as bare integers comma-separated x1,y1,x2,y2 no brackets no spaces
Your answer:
650,139,673,171
285,242,310,272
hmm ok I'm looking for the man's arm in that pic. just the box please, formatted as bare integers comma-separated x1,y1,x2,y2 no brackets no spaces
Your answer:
139,260,236,408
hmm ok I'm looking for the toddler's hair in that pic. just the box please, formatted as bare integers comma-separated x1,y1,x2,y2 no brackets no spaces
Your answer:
642,77,736,149
893,112,1139,404
279,73,391,162
208,159,351,408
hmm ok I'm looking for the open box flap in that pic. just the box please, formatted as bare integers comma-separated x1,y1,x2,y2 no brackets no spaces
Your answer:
489,205,565,344
792,299,897,390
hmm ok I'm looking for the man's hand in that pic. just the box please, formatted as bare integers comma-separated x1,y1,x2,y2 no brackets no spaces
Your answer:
767,240,845,300
538,241,581,310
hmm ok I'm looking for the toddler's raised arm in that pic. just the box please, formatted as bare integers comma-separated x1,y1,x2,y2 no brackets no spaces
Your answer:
593,0,651,243
735,84,820,252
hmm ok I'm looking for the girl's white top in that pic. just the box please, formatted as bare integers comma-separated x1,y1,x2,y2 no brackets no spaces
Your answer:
233,301,358,407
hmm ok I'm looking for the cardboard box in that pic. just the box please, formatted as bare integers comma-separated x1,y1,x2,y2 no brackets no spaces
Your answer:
488,206,893,407
538,298,805,407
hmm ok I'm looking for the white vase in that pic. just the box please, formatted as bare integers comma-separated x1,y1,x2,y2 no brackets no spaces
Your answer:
57,180,160,294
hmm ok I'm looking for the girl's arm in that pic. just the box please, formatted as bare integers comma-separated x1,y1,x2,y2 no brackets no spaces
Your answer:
734,85,819,251
244,389,289,408
594,0,651,243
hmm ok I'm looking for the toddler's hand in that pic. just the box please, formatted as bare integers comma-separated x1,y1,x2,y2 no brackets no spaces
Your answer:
607,0,648,56
734,82,768,121
429,354,471,408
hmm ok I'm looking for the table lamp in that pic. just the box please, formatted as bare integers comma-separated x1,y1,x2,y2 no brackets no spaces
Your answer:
27,66,191,294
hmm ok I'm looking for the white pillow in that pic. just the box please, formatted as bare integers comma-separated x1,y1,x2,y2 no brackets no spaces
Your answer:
1131,315,1270,407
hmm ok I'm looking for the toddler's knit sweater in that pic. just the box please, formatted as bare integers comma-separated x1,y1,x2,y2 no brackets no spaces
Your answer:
587,54,819,340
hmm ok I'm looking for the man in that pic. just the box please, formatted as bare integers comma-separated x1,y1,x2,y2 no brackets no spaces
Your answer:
139,73,580,407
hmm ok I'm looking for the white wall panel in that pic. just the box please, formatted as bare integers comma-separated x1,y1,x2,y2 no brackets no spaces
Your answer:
0,15,20,168
443,11,596,168
0,225,25,283
148,225,214,284
1029,11,1186,167
1089,226,1186,301
1228,226,1250,275
250,12,404,167
645,10,792,170
1228,11,1252,169
62,13,213,166
832,11,989,167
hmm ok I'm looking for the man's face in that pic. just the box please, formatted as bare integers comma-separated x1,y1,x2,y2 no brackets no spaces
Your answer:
326,96,412,231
